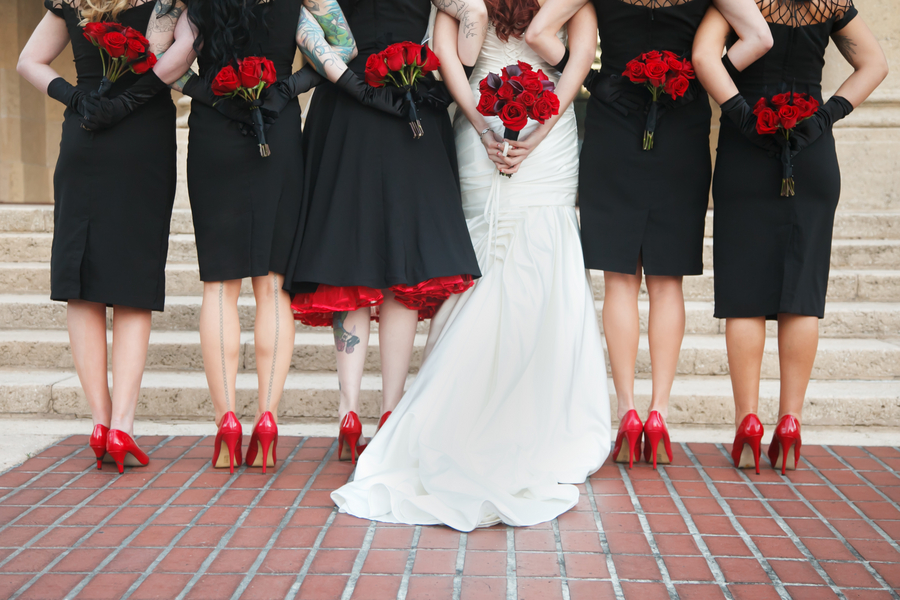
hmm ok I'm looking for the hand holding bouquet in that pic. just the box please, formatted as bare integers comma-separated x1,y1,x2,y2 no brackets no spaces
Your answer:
475,61,560,175
622,50,696,150
211,57,277,157
365,42,441,139
82,22,158,97
753,92,820,196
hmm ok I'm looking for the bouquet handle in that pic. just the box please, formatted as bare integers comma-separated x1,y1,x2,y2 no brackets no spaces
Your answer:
95,77,113,99
406,89,423,139
500,128,520,178
780,135,794,197
643,101,659,151
251,107,271,158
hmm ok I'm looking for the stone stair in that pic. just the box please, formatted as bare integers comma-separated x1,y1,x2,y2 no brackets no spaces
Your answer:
0,203,898,426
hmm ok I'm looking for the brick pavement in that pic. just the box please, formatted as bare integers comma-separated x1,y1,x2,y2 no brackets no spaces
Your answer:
0,435,898,600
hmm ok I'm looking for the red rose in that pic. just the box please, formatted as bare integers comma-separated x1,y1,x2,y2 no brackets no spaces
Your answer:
365,54,388,87
536,69,549,81
383,45,405,71
518,91,537,107
664,74,690,99
420,45,440,71
643,50,662,61
517,60,533,72
260,58,277,86
477,91,498,116
125,38,146,61
497,81,515,100
399,41,419,65
479,78,493,93
755,107,780,135
623,59,647,83
130,52,156,74
681,58,695,79
778,104,802,130
530,96,553,123
99,31,127,58
794,95,819,119
666,57,684,72
499,101,528,131
545,91,560,114
211,65,241,95
644,59,669,87
662,50,678,61
771,92,790,107
753,97,769,116
82,22,108,44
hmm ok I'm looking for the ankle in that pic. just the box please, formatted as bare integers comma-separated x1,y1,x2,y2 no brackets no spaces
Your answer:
616,402,636,421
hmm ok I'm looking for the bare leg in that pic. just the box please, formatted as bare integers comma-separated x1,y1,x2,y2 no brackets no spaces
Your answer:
108,306,152,435
775,314,818,423
644,275,685,421
378,291,418,415
199,280,243,427
334,307,371,420
67,300,112,427
725,317,766,428
251,272,295,425
602,264,642,420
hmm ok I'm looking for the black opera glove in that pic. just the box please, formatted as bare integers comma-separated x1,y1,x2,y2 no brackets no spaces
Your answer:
584,71,643,117
47,77,88,117
260,65,324,116
411,77,454,110
789,95,853,156
80,71,168,131
182,74,277,128
334,69,407,118
721,93,782,156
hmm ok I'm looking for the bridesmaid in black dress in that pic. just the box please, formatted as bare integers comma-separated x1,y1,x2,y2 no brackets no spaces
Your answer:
17,0,179,472
693,0,886,473
147,0,343,472
284,0,488,461
527,0,771,468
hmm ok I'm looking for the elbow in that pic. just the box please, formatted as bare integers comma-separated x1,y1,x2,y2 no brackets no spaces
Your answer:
754,27,774,58
876,57,890,83
469,0,488,25
523,26,543,51
16,53,30,78
349,43,359,61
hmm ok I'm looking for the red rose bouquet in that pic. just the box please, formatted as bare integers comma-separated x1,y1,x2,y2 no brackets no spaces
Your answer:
753,92,819,196
211,56,277,157
476,61,560,175
365,41,441,139
622,50,696,150
82,22,157,97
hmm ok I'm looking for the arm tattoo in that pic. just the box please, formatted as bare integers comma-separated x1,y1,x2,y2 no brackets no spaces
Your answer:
433,0,485,39
832,34,857,61
333,312,360,354
146,0,185,55
298,7,350,75
154,49,196,92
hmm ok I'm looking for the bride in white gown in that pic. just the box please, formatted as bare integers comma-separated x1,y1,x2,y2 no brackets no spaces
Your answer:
331,1,610,532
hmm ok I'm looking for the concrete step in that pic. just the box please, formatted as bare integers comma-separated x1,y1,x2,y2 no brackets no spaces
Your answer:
1,329,898,379
5,205,899,241
1,369,897,427
2,294,898,338
0,232,199,264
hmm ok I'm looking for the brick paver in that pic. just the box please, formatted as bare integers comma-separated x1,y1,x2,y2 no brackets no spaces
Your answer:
1,436,898,599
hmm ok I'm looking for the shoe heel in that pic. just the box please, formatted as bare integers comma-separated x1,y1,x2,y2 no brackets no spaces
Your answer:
256,431,276,474
221,431,241,474
645,430,661,470
91,445,105,471
345,431,361,464
108,451,126,475
624,430,639,469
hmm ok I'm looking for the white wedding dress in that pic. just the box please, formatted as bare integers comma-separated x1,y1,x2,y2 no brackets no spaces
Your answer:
331,26,611,532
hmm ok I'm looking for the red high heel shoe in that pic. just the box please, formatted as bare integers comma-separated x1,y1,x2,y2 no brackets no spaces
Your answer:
377,411,392,433
612,410,643,469
89,424,110,470
338,411,364,464
245,412,278,474
768,415,801,475
643,411,673,469
213,412,243,473
732,414,764,474
106,430,149,474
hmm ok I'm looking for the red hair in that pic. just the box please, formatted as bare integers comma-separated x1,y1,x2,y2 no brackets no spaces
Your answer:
485,0,542,42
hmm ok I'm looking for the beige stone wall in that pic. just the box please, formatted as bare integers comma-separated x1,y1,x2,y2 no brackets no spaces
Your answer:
1,0,897,205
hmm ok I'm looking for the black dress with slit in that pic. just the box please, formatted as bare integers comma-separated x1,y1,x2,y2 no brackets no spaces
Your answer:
581,0,712,276
713,0,857,319
283,0,481,326
187,0,304,282
45,0,176,311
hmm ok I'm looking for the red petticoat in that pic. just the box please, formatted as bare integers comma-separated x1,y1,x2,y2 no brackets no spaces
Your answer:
290,275,474,327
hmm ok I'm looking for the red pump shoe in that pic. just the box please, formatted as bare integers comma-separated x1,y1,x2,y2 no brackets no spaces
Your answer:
377,411,392,433
643,411,673,469
213,411,243,473
338,411,364,464
106,430,149,474
89,424,110,470
768,415,801,475
612,409,643,469
245,412,278,474
731,414,764,474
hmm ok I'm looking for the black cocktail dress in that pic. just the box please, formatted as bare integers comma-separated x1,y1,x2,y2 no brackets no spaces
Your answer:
713,0,857,319
284,0,481,326
187,0,305,282
581,0,712,276
45,0,176,311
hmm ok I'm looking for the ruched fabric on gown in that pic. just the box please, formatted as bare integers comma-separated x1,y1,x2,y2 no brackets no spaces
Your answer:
332,28,612,532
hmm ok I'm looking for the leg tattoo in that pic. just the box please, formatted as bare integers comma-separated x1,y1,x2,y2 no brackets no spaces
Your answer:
333,311,360,354
264,274,280,413
219,282,231,409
